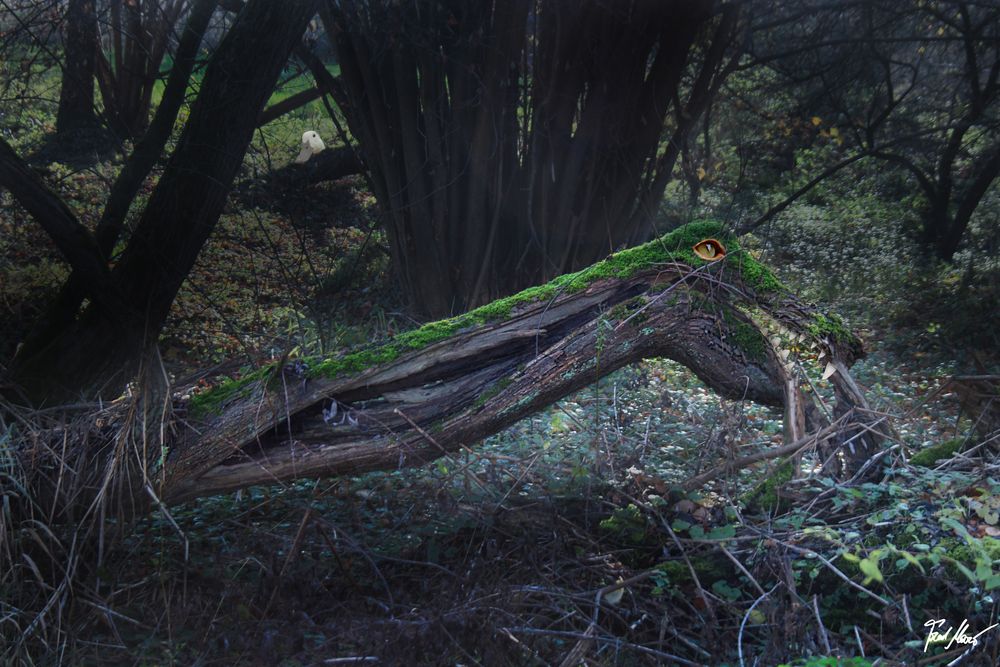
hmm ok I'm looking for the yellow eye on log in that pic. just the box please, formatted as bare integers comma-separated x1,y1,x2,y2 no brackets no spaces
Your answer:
693,238,726,261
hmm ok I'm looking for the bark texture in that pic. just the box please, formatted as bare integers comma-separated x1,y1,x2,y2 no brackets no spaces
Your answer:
56,0,100,135
326,0,742,316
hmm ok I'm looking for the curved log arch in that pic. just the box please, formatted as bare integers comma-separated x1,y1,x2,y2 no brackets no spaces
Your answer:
11,222,881,518
161,222,874,503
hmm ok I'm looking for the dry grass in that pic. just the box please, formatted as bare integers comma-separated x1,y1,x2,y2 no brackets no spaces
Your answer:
0,366,179,664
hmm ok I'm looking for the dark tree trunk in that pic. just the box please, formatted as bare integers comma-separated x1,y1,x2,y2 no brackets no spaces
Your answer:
56,0,100,135
10,0,320,405
16,0,220,369
935,145,1000,261
327,0,741,318
921,197,954,258
96,0,191,139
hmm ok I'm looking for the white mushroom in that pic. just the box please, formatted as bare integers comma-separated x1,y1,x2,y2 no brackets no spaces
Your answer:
295,130,326,164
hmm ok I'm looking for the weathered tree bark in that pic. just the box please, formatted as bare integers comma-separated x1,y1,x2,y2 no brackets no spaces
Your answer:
10,225,882,528
165,291,779,502
56,0,100,136
8,0,320,406
326,0,742,317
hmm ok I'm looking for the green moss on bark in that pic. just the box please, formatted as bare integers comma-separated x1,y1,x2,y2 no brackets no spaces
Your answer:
808,312,854,345
186,221,786,417
722,308,770,363
187,366,271,418
910,438,964,467
690,297,770,364
309,221,739,380
729,250,786,293
741,460,796,512
471,377,514,409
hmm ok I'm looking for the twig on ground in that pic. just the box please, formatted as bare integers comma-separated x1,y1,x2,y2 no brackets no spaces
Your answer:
662,520,720,630
812,594,832,654
738,585,775,667
505,626,700,666
852,625,867,658
759,533,890,606
684,417,847,491
720,544,767,597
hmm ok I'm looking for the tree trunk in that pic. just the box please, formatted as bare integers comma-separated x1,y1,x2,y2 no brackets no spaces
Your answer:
10,0,320,405
11,224,881,525
96,0,191,139
327,0,742,318
936,145,1000,261
15,0,220,370
56,0,100,136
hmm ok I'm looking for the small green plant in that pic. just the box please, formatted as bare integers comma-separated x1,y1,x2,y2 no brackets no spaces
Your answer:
778,658,874,667
599,504,650,544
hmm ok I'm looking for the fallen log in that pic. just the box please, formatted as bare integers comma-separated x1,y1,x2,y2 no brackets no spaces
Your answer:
162,221,876,502
265,144,364,184
12,221,881,517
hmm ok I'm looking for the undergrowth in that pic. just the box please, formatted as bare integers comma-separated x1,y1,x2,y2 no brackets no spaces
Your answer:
4,343,997,665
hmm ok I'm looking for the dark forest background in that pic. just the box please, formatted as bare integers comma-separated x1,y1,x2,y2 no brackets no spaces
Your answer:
1,1,999,665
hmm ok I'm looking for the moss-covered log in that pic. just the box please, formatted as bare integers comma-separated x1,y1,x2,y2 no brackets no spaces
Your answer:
12,221,881,514
157,221,871,503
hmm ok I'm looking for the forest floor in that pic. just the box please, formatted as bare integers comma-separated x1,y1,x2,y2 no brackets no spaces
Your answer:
2,79,1000,667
